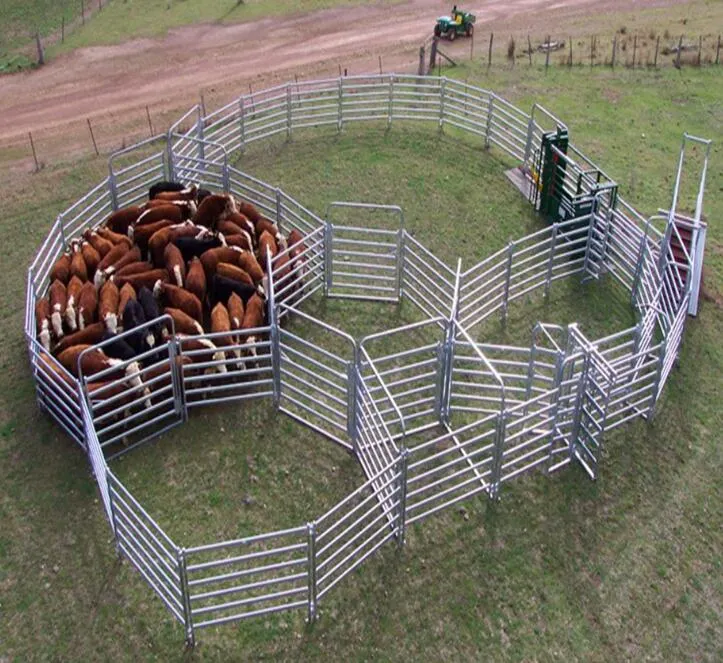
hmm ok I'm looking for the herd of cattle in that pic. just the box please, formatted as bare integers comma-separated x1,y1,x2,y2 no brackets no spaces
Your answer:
34,182,308,404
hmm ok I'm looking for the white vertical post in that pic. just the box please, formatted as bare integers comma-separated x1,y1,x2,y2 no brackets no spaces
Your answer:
545,224,558,298
239,96,245,153
395,448,409,547
196,105,205,163
286,84,292,140
485,95,495,149
306,522,318,623
387,76,394,128
337,78,343,132
439,76,447,130
501,242,514,323
177,548,195,648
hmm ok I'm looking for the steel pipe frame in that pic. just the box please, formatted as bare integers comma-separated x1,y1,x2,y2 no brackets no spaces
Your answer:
24,73,705,645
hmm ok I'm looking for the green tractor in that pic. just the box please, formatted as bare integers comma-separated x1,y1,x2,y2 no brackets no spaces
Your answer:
434,5,476,41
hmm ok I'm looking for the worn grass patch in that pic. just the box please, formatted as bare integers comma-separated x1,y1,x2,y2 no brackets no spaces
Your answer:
0,67,721,661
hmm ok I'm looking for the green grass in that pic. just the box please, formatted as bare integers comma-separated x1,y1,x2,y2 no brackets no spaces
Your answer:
0,0,398,72
1,67,721,661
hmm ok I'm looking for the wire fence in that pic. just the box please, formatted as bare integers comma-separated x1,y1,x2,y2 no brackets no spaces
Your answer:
23,74,706,645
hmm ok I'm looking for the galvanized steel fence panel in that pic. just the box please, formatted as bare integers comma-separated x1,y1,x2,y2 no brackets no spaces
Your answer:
107,471,185,624
183,526,309,630
109,136,168,210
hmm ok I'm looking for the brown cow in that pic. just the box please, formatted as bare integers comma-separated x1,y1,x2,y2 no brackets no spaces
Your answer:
53,322,106,355
105,206,142,235
97,227,133,248
70,243,89,282
241,293,266,362
164,242,186,288
258,230,278,264
56,344,144,388
81,241,101,278
114,261,154,278
227,292,245,369
35,297,52,351
210,302,234,368
134,204,184,228
84,231,113,258
223,232,254,251
235,250,264,284
163,307,204,336
217,263,255,289
175,334,226,376
65,275,84,332
50,252,71,284
99,280,120,332
94,242,130,286
48,279,67,339
114,269,169,292
185,257,207,304
199,246,242,278
152,184,197,202
78,281,98,330
153,281,203,323
193,194,237,230
118,283,136,320
130,219,174,251
235,199,261,224
224,212,255,237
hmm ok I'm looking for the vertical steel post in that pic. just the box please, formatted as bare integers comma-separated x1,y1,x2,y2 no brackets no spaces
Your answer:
239,96,246,153
546,351,566,473
544,224,558,297
501,242,514,323
270,299,281,410
490,412,506,500
166,131,176,181
286,84,292,140
438,76,447,131
222,153,230,193
105,469,120,547
433,341,445,421
57,213,67,250
177,548,195,648
346,361,358,451
395,227,405,302
196,106,205,163
630,220,652,308
649,337,668,417
581,203,599,281
569,350,590,462
323,223,333,297
387,76,394,128
306,522,318,623
337,78,343,132
108,165,119,211
522,108,536,170
485,95,495,149
275,188,283,232
524,337,537,414
395,448,409,547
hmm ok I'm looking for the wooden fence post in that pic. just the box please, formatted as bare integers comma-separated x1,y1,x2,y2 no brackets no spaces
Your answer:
632,35,637,68
81,0,85,25
527,35,532,66
716,35,721,65
676,35,683,68
87,118,99,156
35,32,44,66
612,36,616,68
418,45,426,75
379,55,383,74
654,35,660,67
569,37,573,67
28,132,40,172
61,16,65,42
145,106,154,137
697,35,702,66
488,33,494,67
544,35,550,73
470,30,474,60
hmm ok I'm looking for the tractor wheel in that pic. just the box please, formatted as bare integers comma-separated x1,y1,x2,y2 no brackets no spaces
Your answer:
448,29,456,42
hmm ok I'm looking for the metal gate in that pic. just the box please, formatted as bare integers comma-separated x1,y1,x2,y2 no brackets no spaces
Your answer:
278,305,358,451
325,202,404,303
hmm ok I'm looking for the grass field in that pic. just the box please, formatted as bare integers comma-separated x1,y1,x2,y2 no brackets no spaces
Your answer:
0,0,397,72
1,65,721,661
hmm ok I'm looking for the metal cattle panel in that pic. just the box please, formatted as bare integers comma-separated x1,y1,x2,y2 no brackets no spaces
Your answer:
277,306,357,451
183,527,309,631
325,202,404,303
79,317,185,459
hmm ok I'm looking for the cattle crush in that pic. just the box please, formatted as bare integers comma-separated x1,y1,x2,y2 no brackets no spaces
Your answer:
24,74,710,645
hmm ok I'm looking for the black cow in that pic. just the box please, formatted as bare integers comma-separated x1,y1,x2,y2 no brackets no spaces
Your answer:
175,235,223,263
101,330,137,362
148,181,186,199
210,274,257,305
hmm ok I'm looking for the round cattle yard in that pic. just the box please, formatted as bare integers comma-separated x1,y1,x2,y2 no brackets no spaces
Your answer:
25,74,710,645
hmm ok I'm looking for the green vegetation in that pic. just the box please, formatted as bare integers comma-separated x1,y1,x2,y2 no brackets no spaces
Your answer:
1,66,721,661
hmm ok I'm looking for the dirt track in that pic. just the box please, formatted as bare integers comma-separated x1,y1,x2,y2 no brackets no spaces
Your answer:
0,0,678,146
